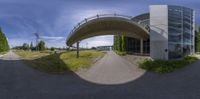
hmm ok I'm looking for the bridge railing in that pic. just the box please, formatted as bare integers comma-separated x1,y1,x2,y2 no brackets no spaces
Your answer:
67,14,149,41
67,14,133,40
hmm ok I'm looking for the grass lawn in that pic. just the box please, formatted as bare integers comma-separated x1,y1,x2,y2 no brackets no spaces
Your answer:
60,51,105,71
0,51,8,55
196,52,200,54
14,50,105,73
14,50,50,60
139,56,198,73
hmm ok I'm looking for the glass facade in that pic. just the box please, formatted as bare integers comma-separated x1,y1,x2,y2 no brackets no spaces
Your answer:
125,37,150,54
143,39,150,54
113,5,194,59
125,37,141,53
114,36,150,54
168,5,194,59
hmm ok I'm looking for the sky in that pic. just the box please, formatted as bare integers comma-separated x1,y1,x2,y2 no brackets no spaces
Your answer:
0,0,199,48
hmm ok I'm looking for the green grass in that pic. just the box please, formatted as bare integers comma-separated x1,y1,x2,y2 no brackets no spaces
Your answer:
0,51,7,55
29,53,68,73
196,52,200,54
60,51,105,71
14,50,105,73
139,56,198,73
14,50,50,60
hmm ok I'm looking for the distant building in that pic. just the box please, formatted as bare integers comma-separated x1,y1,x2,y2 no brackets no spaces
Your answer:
96,46,113,51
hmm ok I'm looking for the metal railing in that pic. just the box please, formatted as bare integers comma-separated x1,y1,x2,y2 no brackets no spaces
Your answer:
67,14,150,41
67,14,133,40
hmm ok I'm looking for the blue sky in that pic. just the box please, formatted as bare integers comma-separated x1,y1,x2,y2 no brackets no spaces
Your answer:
0,0,199,48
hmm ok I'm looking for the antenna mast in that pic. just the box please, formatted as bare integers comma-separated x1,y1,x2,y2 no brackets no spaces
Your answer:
34,32,40,51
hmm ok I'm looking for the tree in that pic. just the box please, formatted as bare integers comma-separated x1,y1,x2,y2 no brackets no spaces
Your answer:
114,35,121,51
0,28,9,52
37,41,45,51
22,43,29,50
30,42,33,50
91,47,96,50
196,27,200,52
114,35,118,50
50,47,55,51
118,35,122,52
121,35,126,52
117,35,121,51
113,35,127,52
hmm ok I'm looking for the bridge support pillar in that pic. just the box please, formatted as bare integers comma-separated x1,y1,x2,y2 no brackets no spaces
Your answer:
140,39,143,55
76,41,79,58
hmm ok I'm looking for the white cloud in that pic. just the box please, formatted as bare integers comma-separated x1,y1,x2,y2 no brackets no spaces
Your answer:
71,9,123,23
8,38,33,48
55,8,123,34
79,35,113,48
40,36,66,48
40,36,65,41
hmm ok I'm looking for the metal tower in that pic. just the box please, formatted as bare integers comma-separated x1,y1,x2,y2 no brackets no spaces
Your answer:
34,32,40,51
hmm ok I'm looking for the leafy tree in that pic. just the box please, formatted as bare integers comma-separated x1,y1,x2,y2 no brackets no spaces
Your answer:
37,41,45,51
118,35,123,52
22,43,29,50
50,47,55,51
0,28,9,52
114,35,127,52
114,35,117,50
91,47,96,50
114,35,120,51
30,42,33,50
121,35,126,52
196,27,200,52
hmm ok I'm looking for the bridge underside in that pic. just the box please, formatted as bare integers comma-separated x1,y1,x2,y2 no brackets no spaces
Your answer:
66,17,149,46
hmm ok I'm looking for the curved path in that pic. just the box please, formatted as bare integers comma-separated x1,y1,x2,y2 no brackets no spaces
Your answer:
77,51,145,84
0,51,20,60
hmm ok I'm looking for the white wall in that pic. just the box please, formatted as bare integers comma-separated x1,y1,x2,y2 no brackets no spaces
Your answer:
150,5,169,60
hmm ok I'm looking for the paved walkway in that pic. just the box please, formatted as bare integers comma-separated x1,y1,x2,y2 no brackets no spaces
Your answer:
1,51,200,99
77,51,145,84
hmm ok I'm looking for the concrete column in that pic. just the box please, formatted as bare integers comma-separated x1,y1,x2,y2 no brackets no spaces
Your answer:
140,39,143,55
76,41,79,58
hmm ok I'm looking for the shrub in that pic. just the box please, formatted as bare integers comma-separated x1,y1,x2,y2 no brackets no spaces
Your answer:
115,51,126,56
139,56,198,73
196,52,200,54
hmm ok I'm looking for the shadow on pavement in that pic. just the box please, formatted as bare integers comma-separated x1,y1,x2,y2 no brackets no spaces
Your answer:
0,54,200,99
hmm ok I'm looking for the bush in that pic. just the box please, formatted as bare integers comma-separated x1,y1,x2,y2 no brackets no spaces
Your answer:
139,56,198,73
196,52,200,54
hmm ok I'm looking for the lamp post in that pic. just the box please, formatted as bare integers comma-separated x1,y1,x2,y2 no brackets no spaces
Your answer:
76,41,80,58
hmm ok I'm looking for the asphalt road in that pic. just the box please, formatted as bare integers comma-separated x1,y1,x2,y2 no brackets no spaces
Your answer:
77,51,145,84
1,51,200,99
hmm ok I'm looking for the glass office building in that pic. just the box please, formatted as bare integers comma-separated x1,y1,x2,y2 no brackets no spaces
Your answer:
150,5,195,60
114,5,195,60
114,13,150,55
168,5,195,59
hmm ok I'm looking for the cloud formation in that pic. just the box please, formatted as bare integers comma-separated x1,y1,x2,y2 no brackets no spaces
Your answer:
0,0,199,48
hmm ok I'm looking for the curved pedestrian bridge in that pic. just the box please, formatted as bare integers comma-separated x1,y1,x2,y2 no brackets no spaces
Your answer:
66,14,149,46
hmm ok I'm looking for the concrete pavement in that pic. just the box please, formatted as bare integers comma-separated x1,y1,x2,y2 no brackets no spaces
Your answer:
77,51,145,84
